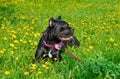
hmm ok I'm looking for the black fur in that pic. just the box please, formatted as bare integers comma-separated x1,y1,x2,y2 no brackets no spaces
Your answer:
33,16,80,63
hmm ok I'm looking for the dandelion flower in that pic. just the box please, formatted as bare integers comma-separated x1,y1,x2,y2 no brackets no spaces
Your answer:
1,24,5,27
45,62,51,66
28,40,32,43
31,66,36,70
24,71,29,75
0,50,4,54
54,58,58,61
34,42,38,46
42,64,46,68
30,69,34,72
114,43,118,46
24,26,29,30
23,40,27,44
11,34,16,39
21,16,25,19
20,39,23,42
4,71,10,75
14,47,18,50
31,64,36,67
89,46,93,49
3,48,6,52
13,40,19,44
1,24,5,29
16,57,19,60
10,51,14,54
34,34,38,38
10,43,15,48
109,38,114,42
31,21,35,24
45,67,49,70
3,37,7,41
31,64,36,70
38,71,42,74
30,43,34,46
11,30,16,34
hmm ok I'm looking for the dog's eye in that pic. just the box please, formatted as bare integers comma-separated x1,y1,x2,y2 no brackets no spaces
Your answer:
63,24,69,29
60,27,64,31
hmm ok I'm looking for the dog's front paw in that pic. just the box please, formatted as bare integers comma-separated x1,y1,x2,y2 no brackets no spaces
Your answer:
73,37,80,47
68,36,80,47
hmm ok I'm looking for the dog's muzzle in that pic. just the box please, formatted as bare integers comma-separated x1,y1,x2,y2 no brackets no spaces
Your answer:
59,36,73,41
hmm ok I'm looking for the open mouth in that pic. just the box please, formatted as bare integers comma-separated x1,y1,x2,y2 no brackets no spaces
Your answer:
59,36,73,41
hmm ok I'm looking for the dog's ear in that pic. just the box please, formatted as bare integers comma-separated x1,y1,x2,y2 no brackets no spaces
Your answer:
49,17,55,27
56,16,61,20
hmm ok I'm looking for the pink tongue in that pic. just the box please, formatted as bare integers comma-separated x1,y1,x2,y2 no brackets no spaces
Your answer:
60,36,72,41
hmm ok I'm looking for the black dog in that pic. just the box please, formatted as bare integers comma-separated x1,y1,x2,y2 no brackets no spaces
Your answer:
33,16,80,63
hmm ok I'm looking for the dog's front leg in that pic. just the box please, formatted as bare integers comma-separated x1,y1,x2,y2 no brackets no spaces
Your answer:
32,47,45,63
55,51,62,62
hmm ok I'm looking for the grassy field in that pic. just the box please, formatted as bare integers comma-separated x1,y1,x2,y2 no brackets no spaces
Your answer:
0,0,120,79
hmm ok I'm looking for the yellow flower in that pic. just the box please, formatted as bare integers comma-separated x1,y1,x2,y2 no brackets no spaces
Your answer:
11,34,16,39
24,26,29,30
14,47,17,50
3,48,6,52
114,43,118,46
31,64,36,67
20,39,23,42
42,64,46,68
13,40,19,44
89,46,93,49
11,30,16,34
109,38,114,42
0,50,4,54
3,37,7,41
45,62,51,66
1,27,5,29
16,57,19,60
24,71,29,75
10,43,15,48
54,58,58,61
38,71,42,74
10,51,14,54
87,37,91,40
103,23,106,25
21,16,25,19
31,21,35,24
42,63,49,69
30,69,34,72
31,64,36,70
31,66,36,70
28,40,32,43
34,34,38,38
1,24,5,29
4,71,10,75
30,43,34,46
1,24,5,27
34,42,38,46
45,67,49,70
23,40,27,44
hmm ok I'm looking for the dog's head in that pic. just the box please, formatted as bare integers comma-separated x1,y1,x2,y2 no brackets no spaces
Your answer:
45,16,74,43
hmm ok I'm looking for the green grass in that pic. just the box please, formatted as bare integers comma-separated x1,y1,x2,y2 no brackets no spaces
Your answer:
0,0,120,79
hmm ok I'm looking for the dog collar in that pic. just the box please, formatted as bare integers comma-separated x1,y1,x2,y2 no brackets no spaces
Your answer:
43,40,63,50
